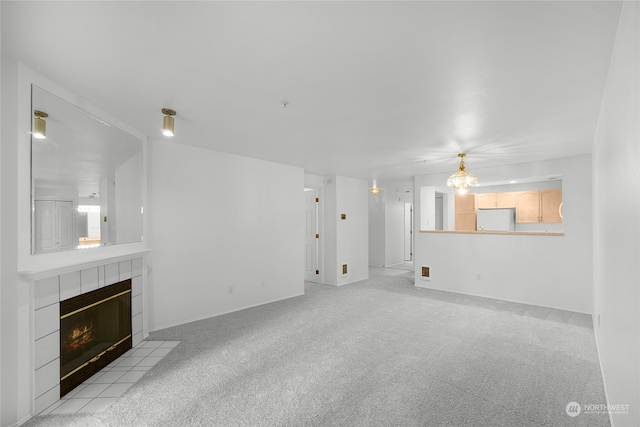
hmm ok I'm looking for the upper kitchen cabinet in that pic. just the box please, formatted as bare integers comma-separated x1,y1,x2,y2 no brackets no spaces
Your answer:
477,192,516,209
516,190,562,223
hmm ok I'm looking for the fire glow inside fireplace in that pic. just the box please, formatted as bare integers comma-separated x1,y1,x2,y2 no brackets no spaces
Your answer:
60,279,132,397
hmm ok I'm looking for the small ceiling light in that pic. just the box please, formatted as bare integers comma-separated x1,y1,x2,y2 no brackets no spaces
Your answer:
447,153,478,194
33,110,48,139
370,181,381,195
162,108,176,137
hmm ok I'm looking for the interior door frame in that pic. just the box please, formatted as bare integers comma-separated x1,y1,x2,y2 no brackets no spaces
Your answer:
303,185,324,284
404,202,413,261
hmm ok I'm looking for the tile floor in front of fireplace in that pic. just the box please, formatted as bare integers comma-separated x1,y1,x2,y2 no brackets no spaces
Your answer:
40,340,181,415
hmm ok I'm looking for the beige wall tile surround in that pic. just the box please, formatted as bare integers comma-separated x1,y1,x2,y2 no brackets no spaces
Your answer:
80,267,100,294
35,304,59,340
119,260,132,280
35,386,60,415
98,264,106,287
132,294,143,317
132,258,143,278
105,262,120,286
59,271,81,301
35,331,59,370
35,359,59,398
132,276,142,297
34,276,59,310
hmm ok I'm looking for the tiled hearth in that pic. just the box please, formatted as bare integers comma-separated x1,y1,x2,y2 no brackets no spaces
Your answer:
33,257,145,414
39,340,180,415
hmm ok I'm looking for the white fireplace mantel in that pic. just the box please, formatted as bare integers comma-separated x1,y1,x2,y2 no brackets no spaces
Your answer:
20,248,152,282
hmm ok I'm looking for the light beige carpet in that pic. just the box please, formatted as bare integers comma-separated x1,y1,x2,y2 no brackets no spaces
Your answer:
24,267,608,427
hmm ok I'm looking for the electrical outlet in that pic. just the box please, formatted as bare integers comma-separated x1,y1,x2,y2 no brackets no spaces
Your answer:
476,274,481,280
261,280,266,287
228,285,233,294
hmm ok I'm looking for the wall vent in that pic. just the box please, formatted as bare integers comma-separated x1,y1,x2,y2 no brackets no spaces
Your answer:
342,264,348,275
421,266,430,280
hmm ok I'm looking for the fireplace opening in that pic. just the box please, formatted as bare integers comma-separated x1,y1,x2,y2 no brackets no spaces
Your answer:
60,279,132,397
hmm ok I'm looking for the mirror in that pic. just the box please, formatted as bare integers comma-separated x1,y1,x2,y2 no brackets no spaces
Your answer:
31,85,143,254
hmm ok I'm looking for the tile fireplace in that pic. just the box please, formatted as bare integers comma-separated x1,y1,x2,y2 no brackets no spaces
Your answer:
60,279,132,397
32,256,145,414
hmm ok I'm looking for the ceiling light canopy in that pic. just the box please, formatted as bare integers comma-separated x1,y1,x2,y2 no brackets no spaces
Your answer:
162,108,176,137
33,110,48,139
370,181,380,195
447,153,478,194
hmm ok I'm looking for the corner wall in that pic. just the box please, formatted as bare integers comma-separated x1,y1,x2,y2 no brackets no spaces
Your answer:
592,2,639,425
324,175,368,285
1,56,29,427
146,140,305,331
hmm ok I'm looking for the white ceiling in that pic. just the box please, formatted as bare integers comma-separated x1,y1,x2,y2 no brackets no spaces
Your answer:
2,1,622,191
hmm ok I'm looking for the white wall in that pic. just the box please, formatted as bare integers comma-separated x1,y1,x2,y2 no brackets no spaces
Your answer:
419,185,453,231
368,192,385,267
324,175,368,285
115,150,143,244
0,3,4,418
369,189,410,267
146,140,305,331
1,48,22,427
323,177,338,284
592,2,639,425
384,191,405,266
414,155,593,313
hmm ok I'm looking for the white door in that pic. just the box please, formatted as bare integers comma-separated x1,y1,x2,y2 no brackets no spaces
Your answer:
304,189,319,282
35,200,75,252
35,200,56,253
57,201,75,250
404,203,412,261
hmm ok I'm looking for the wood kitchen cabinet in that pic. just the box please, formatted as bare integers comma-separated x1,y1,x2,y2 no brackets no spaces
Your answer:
515,189,562,223
477,192,516,209
455,193,477,231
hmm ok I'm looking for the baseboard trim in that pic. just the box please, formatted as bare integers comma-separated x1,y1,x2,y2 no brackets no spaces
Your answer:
16,414,32,427
148,292,306,333
413,283,592,315
592,321,615,427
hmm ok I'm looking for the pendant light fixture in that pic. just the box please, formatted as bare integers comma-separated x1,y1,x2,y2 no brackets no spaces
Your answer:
447,153,478,194
162,108,176,137
33,110,48,139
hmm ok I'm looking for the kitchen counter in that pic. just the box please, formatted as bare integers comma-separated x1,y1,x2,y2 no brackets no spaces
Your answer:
419,230,564,236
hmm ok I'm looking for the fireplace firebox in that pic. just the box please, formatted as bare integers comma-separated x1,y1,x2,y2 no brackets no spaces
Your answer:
60,279,132,397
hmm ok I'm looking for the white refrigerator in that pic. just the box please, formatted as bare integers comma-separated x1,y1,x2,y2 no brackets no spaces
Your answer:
476,209,515,232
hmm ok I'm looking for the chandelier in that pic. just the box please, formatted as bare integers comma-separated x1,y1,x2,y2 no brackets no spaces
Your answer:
447,153,478,194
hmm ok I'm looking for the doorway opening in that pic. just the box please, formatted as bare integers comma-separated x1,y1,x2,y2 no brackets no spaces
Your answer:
304,188,320,282
435,192,445,230
404,202,413,261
